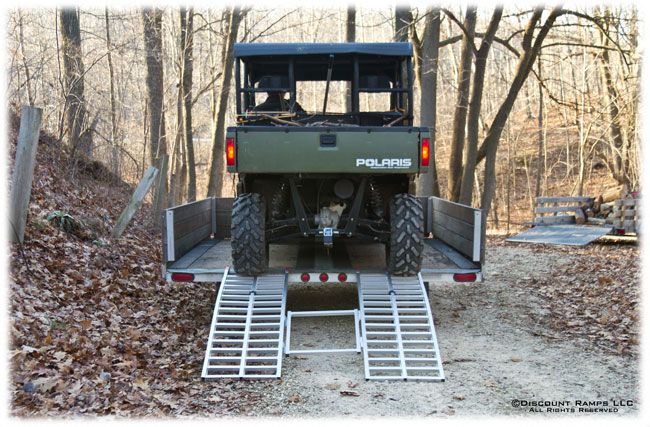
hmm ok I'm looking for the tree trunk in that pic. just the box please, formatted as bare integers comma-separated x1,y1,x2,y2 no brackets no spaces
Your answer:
143,8,166,166
534,55,545,198
207,7,243,197
480,7,562,225
415,6,441,197
143,7,167,226
18,11,34,106
459,6,502,205
394,6,412,42
345,6,355,112
180,7,196,201
448,6,476,202
169,54,184,207
60,8,90,156
104,8,119,178
598,9,628,187
346,6,356,41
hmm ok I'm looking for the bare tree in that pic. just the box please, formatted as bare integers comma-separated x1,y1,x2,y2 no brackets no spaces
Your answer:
346,6,356,41
394,5,412,42
480,7,563,221
60,8,90,155
458,6,502,205
534,56,545,198
415,6,441,197
345,6,356,112
207,7,244,197
447,6,476,202
180,7,196,201
104,8,119,177
142,7,167,225
17,11,34,106
597,8,632,188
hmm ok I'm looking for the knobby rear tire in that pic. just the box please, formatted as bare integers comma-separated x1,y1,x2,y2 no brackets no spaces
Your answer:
387,193,424,276
231,193,268,276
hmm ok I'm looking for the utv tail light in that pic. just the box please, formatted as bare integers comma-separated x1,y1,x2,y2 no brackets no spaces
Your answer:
319,273,329,282
226,137,235,166
338,273,348,282
300,273,310,282
453,273,476,282
421,137,430,167
171,273,194,282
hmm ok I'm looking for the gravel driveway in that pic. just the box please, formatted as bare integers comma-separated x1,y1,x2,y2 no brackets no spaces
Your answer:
240,244,639,417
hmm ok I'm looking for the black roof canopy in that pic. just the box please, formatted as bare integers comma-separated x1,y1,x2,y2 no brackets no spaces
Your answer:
234,42,413,58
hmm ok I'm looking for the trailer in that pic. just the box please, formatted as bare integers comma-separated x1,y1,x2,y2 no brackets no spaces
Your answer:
162,195,484,381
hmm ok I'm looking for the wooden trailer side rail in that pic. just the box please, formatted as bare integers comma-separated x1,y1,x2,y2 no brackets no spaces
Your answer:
428,197,483,263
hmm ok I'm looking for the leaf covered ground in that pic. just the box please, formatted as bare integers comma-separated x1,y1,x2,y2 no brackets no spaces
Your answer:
8,112,264,416
489,235,640,356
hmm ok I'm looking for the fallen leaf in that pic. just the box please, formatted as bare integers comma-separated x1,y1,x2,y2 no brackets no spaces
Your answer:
132,377,149,391
287,394,302,403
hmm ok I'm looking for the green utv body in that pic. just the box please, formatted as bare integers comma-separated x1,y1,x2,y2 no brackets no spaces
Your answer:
227,42,429,276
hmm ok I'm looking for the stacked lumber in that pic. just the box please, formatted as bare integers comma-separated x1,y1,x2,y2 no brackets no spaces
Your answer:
611,197,640,234
533,196,594,226
533,191,640,235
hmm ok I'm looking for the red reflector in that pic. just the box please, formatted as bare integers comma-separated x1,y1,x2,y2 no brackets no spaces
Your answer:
421,137,430,167
171,272,194,282
300,273,310,282
319,273,329,282
453,273,476,282
338,273,348,282
226,137,235,166
615,229,626,236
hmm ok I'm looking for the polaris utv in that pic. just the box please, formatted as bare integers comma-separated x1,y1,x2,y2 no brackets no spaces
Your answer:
226,42,429,276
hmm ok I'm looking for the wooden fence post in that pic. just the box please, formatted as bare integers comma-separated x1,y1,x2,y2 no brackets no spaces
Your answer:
10,106,43,243
111,166,159,238
152,154,168,229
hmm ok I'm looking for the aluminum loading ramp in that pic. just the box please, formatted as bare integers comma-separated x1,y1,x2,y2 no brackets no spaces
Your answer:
201,268,288,379
358,273,445,381
201,270,444,381
506,224,614,246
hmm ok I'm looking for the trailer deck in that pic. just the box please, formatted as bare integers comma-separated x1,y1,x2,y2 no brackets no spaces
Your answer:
167,238,481,283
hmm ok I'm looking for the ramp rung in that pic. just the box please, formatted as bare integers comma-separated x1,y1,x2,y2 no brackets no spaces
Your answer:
202,269,288,380
209,356,277,362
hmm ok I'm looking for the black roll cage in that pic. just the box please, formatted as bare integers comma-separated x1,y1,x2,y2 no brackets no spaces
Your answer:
233,51,414,126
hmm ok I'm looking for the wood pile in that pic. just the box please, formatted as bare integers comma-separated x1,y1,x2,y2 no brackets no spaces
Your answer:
534,189,640,235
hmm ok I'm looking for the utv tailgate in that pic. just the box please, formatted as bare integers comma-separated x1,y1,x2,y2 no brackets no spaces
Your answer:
229,126,425,174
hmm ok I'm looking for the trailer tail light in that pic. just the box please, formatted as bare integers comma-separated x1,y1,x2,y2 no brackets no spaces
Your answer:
171,273,194,282
453,273,476,282
226,137,235,166
319,273,329,282
615,228,626,236
338,273,348,282
421,137,430,167
300,273,310,283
